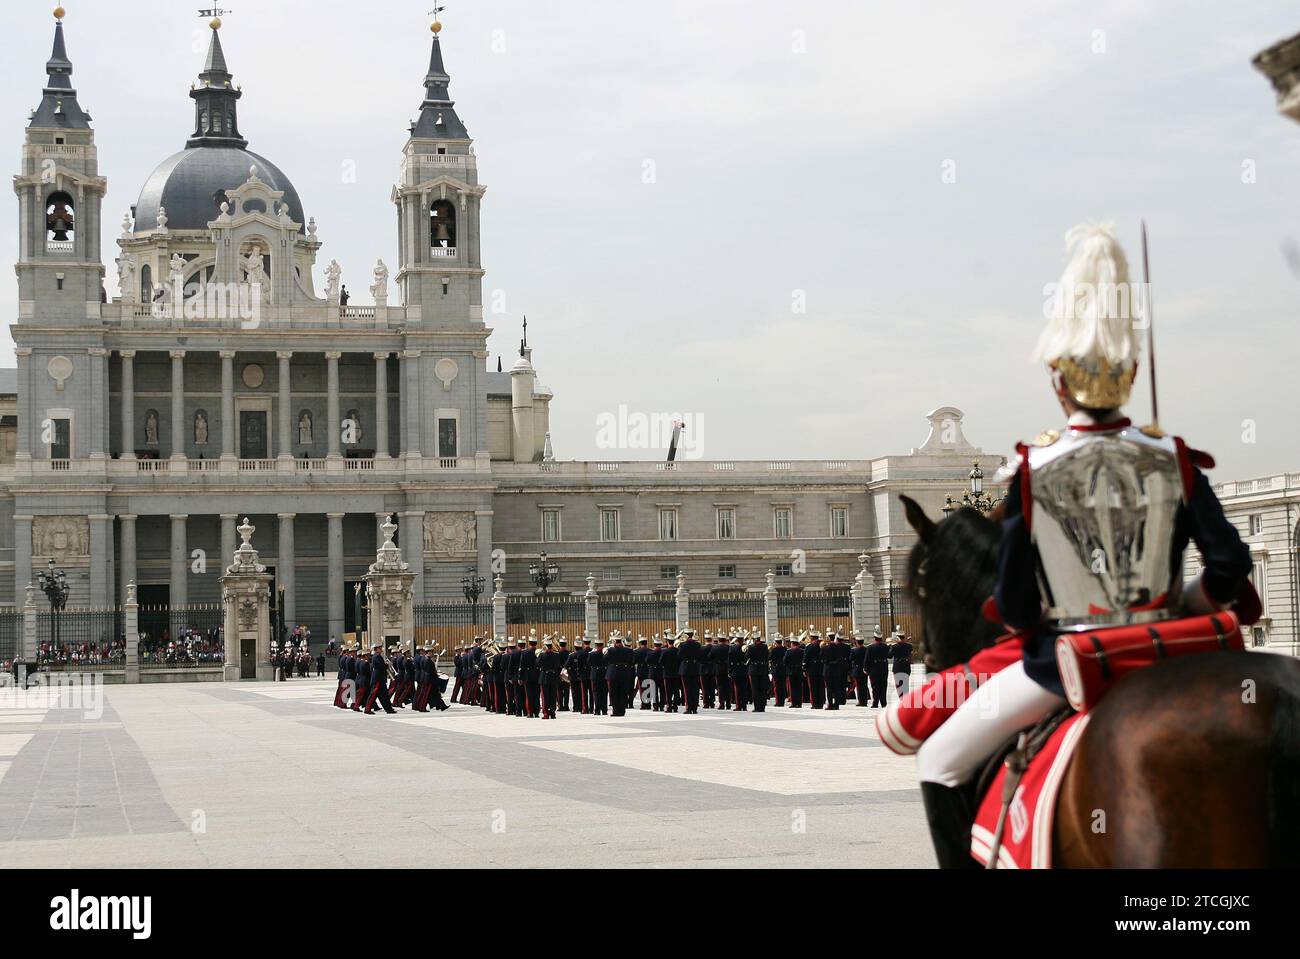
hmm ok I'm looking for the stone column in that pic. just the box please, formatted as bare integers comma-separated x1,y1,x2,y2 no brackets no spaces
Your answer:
853,552,878,638
13,515,32,607
327,512,345,643
326,352,342,460
277,351,293,461
89,348,108,459
675,572,690,632
492,576,506,639
170,514,188,608
220,350,236,462
420,353,436,457
89,514,113,607
374,352,389,459
475,510,493,589
401,510,425,600
585,574,599,643
22,584,38,665
278,513,296,629
15,349,32,462
119,515,137,604
170,350,186,460
403,351,421,459
120,351,136,460
221,514,239,578
764,570,779,639
124,582,139,684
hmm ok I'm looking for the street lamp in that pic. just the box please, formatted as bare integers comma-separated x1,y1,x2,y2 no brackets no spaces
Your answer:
528,551,560,596
949,460,1002,516
36,558,70,664
461,566,485,605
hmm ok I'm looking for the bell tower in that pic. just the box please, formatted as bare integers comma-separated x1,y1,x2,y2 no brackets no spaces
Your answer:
393,19,486,330
14,6,107,322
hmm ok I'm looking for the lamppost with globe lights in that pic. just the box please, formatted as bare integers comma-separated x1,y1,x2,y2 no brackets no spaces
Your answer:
943,461,1003,517
528,552,560,596
36,558,70,665
461,566,486,632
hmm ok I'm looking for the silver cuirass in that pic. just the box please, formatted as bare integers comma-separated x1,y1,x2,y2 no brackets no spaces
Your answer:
1027,426,1184,630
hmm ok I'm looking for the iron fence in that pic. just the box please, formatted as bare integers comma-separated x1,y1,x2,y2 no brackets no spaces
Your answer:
688,592,766,635
599,594,675,641
36,607,125,670
0,608,20,667
505,595,586,628
879,583,921,641
139,604,224,669
777,591,853,638
413,602,493,656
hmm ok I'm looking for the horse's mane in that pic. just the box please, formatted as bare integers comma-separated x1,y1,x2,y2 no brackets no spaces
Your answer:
906,506,1004,671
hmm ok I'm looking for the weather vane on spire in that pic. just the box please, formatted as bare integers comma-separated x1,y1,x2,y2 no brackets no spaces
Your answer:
521,315,528,357
199,6,231,27
429,4,447,33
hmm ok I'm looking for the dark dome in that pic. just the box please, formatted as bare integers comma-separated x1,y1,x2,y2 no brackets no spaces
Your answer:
133,146,305,233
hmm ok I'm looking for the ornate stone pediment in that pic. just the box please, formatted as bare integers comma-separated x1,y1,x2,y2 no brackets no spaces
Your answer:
33,516,89,560
423,512,476,554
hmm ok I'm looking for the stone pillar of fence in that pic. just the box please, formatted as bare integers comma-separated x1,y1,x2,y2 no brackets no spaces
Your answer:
763,570,779,638
219,517,275,682
852,552,879,637
364,515,415,654
585,574,599,642
124,582,140,684
22,583,37,665
492,576,506,639
675,573,689,632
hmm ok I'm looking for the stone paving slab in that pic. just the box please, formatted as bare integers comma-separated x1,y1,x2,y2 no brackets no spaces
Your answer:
0,678,935,869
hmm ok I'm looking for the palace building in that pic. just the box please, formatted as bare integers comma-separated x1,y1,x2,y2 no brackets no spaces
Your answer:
1,12,1024,646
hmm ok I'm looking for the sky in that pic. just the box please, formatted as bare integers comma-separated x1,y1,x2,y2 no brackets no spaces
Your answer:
2,0,1298,479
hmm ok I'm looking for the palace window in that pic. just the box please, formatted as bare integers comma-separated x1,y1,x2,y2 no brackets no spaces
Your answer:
773,507,793,539
437,413,459,459
602,567,622,583
718,565,736,579
660,565,680,580
1249,514,1263,536
541,509,561,543
717,508,736,540
600,509,621,542
830,506,849,538
48,416,71,460
775,563,793,578
659,508,679,541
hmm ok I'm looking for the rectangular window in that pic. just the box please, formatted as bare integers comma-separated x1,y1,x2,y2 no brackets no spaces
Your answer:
602,567,622,583
437,417,458,458
541,509,561,543
775,563,793,577
717,508,736,540
659,508,678,541
830,506,849,538
1251,560,1268,606
1249,514,1263,536
50,418,71,460
773,507,792,539
600,509,621,542
660,565,680,580
718,564,736,579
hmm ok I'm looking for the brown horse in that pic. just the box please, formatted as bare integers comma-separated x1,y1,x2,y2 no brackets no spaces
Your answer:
900,495,1300,868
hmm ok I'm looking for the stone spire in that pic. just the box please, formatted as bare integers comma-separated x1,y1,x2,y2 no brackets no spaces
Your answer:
188,19,247,148
411,22,470,140
29,9,91,129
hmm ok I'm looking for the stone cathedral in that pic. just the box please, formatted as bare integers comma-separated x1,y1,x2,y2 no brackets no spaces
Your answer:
2,11,990,646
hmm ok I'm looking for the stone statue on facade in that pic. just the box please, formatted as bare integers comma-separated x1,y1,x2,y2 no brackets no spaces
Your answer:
168,253,185,288
118,252,137,303
298,410,314,446
371,259,389,301
344,409,363,446
194,410,209,446
145,410,159,446
244,250,270,303
324,259,342,303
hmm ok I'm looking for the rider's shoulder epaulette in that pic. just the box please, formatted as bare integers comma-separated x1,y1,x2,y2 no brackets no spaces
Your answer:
1030,429,1060,448
1139,424,1166,439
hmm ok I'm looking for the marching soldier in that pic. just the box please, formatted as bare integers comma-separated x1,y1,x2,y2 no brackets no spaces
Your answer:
892,632,914,699
823,630,849,710
770,634,788,707
849,633,870,706
566,639,586,714
449,647,464,705
711,633,731,709
489,641,507,713
606,632,634,717
634,637,652,710
555,638,570,711
521,634,541,718
575,638,593,714
334,645,353,709
728,631,749,711
587,638,609,716
784,633,804,707
804,628,825,709
424,645,450,712
647,637,665,712
537,636,563,719
659,633,681,713
747,631,770,712
411,645,428,712
700,631,716,708
503,640,519,716
677,627,702,714
351,644,370,712
866,627,890,707
363,643,397,715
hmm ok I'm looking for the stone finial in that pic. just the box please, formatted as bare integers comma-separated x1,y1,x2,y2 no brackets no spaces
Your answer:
765,570,776,590
585,573,597,599
126,581,137,605
307,217,318,238
121,212,133,238
228,517,266,573
156,206,168,231
493,575,505,599
369,513,408,573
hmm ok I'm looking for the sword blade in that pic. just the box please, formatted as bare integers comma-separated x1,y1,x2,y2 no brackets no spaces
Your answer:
1140,221,1159,428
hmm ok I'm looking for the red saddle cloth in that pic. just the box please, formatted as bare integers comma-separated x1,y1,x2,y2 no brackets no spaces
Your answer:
1055,611,1244,712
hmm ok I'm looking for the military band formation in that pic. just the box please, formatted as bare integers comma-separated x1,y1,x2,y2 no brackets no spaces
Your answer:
331,626,914,718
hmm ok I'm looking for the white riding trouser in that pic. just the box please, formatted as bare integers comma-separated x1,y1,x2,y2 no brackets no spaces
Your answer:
915,661,1066,788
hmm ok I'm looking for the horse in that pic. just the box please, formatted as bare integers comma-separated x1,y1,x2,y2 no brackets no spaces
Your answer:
899,494,1300,868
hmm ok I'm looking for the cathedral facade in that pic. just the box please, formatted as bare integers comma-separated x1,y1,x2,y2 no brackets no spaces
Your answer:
2,13,994,645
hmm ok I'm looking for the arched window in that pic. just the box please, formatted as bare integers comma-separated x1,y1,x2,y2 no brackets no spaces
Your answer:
430,199,456,251
45,191,75,245
140,264,152,304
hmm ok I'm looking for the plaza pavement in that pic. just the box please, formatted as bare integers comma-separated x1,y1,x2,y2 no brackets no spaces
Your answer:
0,677,934,869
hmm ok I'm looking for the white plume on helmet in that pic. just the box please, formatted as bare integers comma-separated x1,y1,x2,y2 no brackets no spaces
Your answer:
1034,221,1142,375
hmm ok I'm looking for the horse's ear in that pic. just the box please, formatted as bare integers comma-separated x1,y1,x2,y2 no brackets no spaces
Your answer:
900,494,937,544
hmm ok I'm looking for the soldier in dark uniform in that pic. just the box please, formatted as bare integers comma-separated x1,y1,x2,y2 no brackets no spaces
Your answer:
536,637,563,719
471,637,487,706
677,628,702,714
866,627,891,708
411,646,428,712
565,640,585,714
575,639,592,714
606,633,633,717
511,640,528,716
659,635,681,713
449,647,464,705
769,634,788,707
363,644,397,714
424,645,450,712
555,638,570,711
351,646,370,712
747,632,770,712
823,631,849,710
804,629,825,709
334,647,353,708
503,641,518,716
521,635,541,718
698,631,715,708
633,637,651,710
587,638,608,716
712,634,731,709
784,634,804,707
849,633,870,706
489,642,507,713
892,632,914,699
647,638,665,712
728,633,749,711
